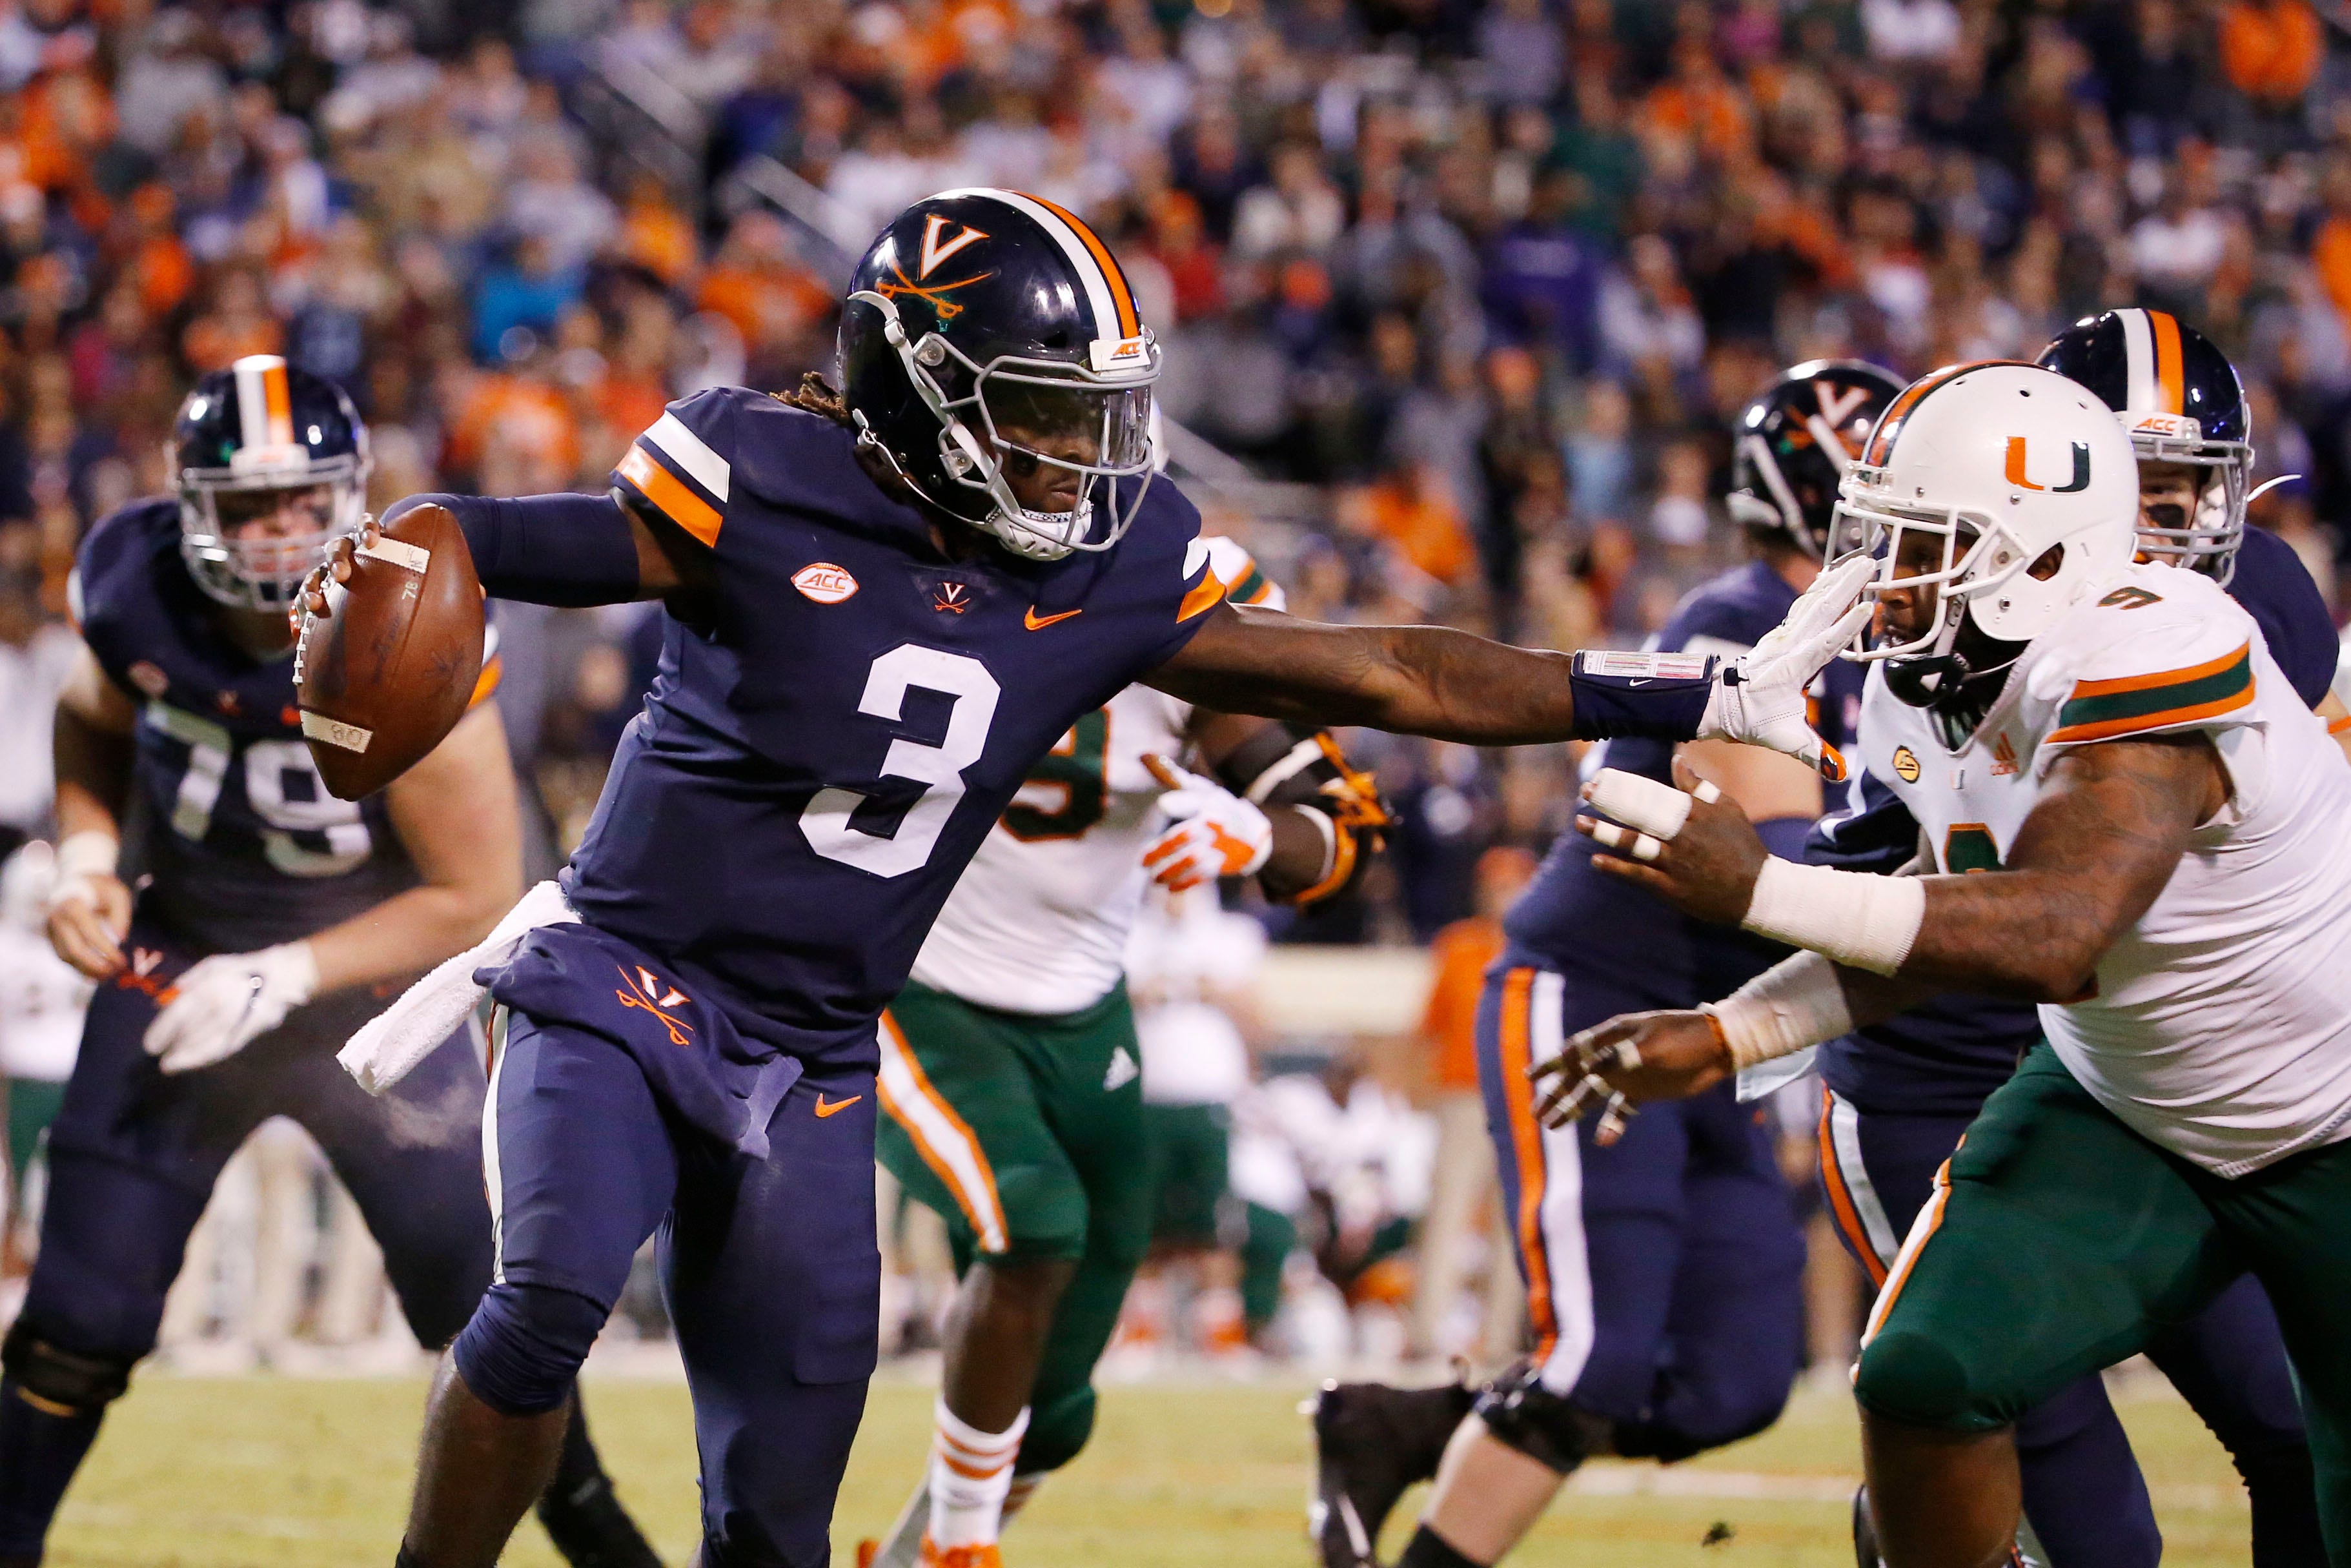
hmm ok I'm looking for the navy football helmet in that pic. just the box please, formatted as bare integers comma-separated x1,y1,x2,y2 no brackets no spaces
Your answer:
839,189,1159,561
2036,309,2252,582
1727,359,1906,558
172,355,371,610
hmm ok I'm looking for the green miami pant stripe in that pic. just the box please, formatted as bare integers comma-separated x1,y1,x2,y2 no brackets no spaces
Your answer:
1855,1044,2351,1556
877,979,1151,1474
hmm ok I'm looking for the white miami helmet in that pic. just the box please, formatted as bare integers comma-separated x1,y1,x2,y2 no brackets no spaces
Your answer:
1831,360,2139,681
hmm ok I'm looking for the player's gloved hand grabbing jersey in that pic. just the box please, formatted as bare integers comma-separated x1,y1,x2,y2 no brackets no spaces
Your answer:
144,941,320,1074
1142,755,1273,891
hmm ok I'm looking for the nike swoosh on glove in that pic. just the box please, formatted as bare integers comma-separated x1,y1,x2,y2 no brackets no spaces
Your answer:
1697,555,1875,779
1141,754,1274,891
144,941,319,1074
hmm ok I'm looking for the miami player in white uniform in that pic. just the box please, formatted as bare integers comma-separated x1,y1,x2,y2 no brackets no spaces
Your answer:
1534,360,2351,1564
866,536,1389,1568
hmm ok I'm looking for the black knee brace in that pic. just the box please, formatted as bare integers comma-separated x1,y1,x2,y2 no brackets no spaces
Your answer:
1472,1361,1613,1476
1,1321,134,1414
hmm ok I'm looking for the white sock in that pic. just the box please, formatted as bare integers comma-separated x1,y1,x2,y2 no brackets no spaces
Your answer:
927,1400,1028,1549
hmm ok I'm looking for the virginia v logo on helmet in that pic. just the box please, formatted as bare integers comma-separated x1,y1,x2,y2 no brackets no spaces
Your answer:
1725,358,1906,558
1828,361,2140,721
839,189,1161,562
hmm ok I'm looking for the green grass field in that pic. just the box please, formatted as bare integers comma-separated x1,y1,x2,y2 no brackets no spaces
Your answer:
42,1369,2254,1566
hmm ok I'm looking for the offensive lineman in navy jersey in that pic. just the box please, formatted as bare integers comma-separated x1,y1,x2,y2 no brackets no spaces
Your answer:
303,190,1867,1568
1307,361,1902,1568
1811,314,2339,1563
1,358,658,1568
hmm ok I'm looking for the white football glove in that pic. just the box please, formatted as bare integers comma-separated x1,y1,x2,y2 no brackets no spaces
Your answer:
1141,755,1273,891
1697,555,1875,779
144,941,319,1074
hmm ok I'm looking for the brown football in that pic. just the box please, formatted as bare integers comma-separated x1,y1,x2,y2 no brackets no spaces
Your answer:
295,503,485,800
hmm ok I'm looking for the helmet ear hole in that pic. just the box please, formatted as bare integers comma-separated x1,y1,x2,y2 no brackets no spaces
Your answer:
2027,544,2064,581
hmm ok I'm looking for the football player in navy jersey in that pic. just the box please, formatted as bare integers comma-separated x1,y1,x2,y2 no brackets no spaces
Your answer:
304,190,1869,1568
1806,314,2336,1565
1307,361,1902,1568
1,358,658,1568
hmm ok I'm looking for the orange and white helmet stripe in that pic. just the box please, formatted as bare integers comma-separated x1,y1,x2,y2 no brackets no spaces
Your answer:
231,354,298,452
2115,307,2187,418
933,187,1145,365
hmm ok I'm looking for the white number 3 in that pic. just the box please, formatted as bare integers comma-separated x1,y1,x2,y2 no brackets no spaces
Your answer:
800,645,1001,878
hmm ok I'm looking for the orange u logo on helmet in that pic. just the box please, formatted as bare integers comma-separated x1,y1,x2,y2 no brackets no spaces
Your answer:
2004,436,2091,494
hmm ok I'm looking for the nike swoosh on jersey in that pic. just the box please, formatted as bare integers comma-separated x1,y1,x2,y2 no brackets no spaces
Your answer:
814,1094,862,1118
1024,606,1083,630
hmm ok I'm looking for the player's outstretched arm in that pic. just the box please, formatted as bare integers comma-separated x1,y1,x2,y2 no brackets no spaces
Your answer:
302,493,715,616
1581,736,2223,1003
1146,602,1579,744
46,644,137,978
1143,556,1873,769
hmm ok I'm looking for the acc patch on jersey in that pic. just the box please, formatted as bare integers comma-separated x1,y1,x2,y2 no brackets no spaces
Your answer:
792,563,859,604
1891,745,1921,783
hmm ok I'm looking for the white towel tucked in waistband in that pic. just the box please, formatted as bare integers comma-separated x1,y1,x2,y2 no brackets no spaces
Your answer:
338,879,578,1094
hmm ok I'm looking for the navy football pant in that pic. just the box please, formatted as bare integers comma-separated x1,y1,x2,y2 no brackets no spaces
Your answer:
20,938,493,1364
1819,1088,2323,1567
458,1007,877,1568
0,936,493,1560
1476,966,1805,1460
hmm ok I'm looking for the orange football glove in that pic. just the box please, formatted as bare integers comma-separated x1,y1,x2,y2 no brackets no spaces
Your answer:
1141,754,1274,891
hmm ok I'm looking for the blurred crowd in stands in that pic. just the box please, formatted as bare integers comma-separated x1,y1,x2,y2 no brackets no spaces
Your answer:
2,0,2350,941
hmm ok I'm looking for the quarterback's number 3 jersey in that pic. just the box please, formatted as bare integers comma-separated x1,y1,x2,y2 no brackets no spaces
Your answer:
1864,563,2351,1177
575,386,1219,1044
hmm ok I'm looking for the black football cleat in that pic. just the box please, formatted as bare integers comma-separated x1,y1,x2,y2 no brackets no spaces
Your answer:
1308,1380,1476,1568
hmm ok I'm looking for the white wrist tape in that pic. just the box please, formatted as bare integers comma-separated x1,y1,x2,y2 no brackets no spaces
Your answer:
54,830,119,882
1740,858,1924,975
1582,768,1722,862
1702,951,1853,1070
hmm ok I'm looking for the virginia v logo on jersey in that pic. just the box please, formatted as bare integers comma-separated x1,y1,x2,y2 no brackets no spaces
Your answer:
2004,437,2091,493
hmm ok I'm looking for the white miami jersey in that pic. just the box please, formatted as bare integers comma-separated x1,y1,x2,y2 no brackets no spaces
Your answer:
1864,562,2351,1177
910,538,1281,1015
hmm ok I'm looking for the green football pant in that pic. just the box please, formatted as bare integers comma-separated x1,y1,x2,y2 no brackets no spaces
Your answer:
877,980,1150,1474
1142,1100,1232,1248
1854,1044,2351,1556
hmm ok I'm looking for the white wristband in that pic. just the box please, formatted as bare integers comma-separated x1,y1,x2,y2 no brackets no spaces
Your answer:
55,830,119,882
1702,951,1854,1071
1740,857,1925,977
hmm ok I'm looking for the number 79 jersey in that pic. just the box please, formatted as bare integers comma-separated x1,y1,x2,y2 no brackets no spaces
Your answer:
569,389,1219,1051
71,499,500,955
1863,562,2351,1176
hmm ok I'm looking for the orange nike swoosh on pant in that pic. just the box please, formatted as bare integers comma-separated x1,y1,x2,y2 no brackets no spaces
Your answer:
1024,606,1082,630
815,1094,862,1118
